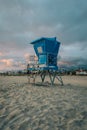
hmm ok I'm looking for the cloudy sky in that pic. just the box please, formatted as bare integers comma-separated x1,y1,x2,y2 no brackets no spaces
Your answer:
0,0,87,71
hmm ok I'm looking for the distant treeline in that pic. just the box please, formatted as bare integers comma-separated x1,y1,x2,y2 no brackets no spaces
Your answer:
0,69,87,76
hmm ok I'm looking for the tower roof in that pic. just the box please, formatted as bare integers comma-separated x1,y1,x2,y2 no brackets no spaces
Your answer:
30,37,57,44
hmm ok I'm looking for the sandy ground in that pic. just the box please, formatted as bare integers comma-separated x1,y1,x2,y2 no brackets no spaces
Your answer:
0,75,87,130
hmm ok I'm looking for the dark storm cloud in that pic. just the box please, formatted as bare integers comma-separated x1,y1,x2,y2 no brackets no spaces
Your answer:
0,0,87,44
59,56,87,66
0,0,87,71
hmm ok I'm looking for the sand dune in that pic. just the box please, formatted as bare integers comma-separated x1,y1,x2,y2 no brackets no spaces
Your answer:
0,76,87,130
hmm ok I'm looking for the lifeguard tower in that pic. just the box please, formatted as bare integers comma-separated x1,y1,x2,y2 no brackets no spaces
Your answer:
27,37,63,85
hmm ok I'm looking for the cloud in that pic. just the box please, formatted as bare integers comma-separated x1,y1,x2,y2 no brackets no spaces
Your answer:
0,52,3,56
1,59,13,66
0,59,14,72
0,58,26,71
0,0,87,44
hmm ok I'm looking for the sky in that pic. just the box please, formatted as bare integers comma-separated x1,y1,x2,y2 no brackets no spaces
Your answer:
0,0,87,71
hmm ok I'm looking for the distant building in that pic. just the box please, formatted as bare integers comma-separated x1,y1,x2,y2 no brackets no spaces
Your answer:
76,69,87,75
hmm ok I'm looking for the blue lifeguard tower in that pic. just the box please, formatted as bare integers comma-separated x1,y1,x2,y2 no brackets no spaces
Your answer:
27,37,63,85
31,37,60,70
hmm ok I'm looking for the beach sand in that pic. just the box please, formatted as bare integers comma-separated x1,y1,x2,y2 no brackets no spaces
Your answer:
0,75,87,130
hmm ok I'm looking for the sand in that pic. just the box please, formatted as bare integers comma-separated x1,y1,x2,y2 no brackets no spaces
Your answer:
0,75,87,130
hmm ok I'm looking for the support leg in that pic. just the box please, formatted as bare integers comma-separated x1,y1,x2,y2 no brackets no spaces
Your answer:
27,75,30,83
56,76,63,85
49,72,56,86
41,73,46,83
